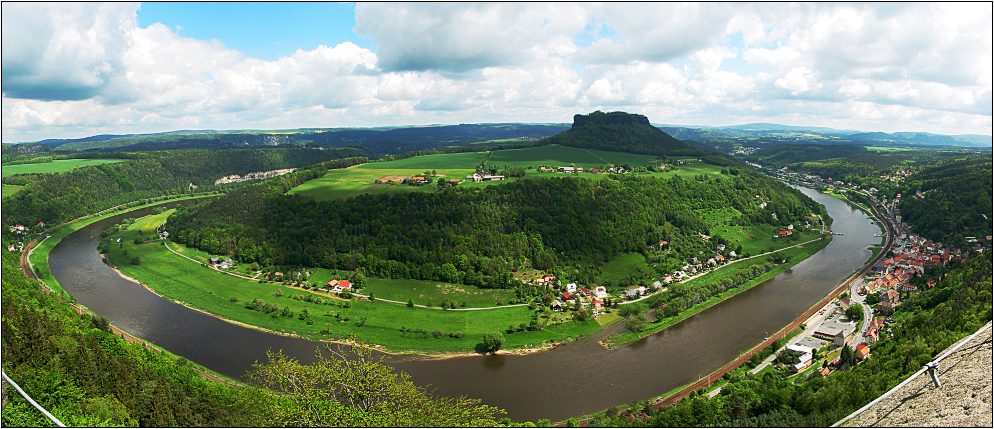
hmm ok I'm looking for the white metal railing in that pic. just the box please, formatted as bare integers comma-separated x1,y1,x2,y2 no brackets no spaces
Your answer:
1,369,67,427
831,320,993,427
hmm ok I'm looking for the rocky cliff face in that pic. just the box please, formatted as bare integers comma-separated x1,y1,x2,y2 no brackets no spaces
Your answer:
571,111,651,129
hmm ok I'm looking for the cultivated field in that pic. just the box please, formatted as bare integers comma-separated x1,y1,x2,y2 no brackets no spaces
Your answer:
287,144,712,202
1,158,123,177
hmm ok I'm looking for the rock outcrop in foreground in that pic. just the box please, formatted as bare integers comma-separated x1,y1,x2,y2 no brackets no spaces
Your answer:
846,327,993,427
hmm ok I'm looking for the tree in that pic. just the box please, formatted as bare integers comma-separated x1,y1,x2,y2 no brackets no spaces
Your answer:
477,332,505,354
129,256,141,265
350,272,366,289
623,312,646,332
407,298,414,308
247,342,504,426
844,304,863,322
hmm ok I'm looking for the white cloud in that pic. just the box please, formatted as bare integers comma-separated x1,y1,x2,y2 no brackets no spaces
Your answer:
1,2,991,142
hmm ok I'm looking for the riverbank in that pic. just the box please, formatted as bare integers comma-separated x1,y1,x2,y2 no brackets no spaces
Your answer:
603,237,831,348
26,193,218,297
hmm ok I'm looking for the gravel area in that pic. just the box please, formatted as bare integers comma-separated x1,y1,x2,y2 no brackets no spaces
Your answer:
846,327,993,427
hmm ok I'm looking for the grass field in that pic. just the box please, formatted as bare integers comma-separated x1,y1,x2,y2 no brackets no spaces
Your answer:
106,211,601,354
2,184,25,198
288,145,720,202
163,240,518,309
1,158,123,177
485,145,659,168
596,253,647,284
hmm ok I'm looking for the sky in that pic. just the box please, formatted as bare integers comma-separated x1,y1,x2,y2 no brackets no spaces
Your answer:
2,2,992,142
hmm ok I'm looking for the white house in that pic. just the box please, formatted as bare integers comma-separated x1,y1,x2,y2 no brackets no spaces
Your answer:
593,286,608,298
565,283,578,293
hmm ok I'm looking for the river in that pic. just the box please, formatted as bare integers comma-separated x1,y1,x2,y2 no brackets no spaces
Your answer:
47,187,881,421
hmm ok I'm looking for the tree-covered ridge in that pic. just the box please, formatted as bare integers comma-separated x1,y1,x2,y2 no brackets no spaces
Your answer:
589,253,992,427
167,169,824,289
541,111,706,159
0,251,505,426
898,157,993,247
1,148,364,227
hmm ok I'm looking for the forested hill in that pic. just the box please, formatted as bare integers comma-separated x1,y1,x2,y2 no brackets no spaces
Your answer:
898,157,993,247
1,148,364,228
168,170,824,289
540,111,706,159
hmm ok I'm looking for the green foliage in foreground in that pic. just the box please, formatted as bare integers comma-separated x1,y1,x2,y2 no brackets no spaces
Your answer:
589,253,992,427
0,250,505,427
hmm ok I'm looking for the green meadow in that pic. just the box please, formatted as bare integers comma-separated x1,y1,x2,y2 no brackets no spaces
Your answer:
1,158,123,177
106,211,601,354
287,144,718,202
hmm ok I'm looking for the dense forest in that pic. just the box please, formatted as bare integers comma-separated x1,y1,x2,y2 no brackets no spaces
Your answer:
898,157,993,247
0,251,504,426
1,148,364,228
168,169,824,289
590,253,992,427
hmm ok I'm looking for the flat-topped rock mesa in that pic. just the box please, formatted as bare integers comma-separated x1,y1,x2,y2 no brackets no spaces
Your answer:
571,111,651,129
542,110,703,158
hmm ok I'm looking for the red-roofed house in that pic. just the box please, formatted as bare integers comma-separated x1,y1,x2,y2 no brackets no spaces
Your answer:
855,344,870,360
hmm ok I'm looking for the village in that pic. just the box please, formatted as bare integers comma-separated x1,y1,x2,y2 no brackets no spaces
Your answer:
744,165,991,382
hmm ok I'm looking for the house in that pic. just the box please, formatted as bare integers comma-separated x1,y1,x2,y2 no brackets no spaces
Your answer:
37,221,46,228
538,166,554,172
716,244,726,252
561,291,572,301
580,287,591,297
787,344,814,373
593,286,608,299
219,258,234,269
625,289,641,299
7,244,17,252
550,300,564,311
565,283,578,293
878,289,900,313
651,280,662,290
855,343,871,360
325,279,352,293
449,179,461,186
557,166,575,173
728,251,737,258
273,272,284,279
777,230,793,237
819,367,831,377
589,167,601,173
591,297,604,310
716,254,725,262
209,257,222,265
814,321,854,346
481,174,505,181
663,275,673,284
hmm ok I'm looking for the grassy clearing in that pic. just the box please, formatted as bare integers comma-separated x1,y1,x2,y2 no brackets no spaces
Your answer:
360,278,517,308
604,237,831,348
1,158,123,177
486,144,658,168
105,212,600,354
2,183,25,198
864,146,915,153
596,252,647,284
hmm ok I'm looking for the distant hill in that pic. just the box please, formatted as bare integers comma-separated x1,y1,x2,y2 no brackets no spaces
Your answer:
540,111,700,157
14,124,569,156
